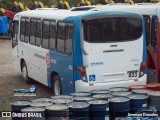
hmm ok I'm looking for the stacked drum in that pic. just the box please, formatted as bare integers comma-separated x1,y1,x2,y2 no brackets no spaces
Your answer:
147,91,160,111
109,87,131,120
128,94,148,113
90,90,110,120
89,100,109,120
10,87,160,120
109,97,130,120
11,100,31,120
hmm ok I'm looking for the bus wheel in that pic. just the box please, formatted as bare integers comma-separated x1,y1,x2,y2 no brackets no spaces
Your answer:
21,62,31,84
52,76,61,95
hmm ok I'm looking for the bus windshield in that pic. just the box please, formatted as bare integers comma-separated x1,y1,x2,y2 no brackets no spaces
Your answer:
83,16,142,43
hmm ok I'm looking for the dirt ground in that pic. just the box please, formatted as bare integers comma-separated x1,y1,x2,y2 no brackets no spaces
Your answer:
0,40,53,119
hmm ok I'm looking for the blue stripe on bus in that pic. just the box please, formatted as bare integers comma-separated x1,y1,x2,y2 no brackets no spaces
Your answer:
142,17,147,61
142,16,147,74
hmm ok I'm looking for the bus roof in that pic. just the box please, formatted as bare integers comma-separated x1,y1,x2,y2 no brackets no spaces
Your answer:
15,9,141,20
15,9,95,20
91,4,160,15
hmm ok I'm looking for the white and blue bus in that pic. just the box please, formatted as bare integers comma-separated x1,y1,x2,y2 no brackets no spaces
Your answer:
12,10,147,95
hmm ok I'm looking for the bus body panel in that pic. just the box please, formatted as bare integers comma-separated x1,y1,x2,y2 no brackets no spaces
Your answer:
73,17,84,82
82,38,143,83
19,42,49,86
47,51,74,94
75,74,146,92
12,45,21,73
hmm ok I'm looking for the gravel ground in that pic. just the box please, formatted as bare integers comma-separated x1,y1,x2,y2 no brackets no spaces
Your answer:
0,40,53,120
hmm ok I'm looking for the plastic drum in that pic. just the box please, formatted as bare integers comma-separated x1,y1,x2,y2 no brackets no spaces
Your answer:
109,97,130,120
11,100,31,120
46,104,69,120
128,93,148,112
148,91,160,111
89,100,109,120
68,101,90,120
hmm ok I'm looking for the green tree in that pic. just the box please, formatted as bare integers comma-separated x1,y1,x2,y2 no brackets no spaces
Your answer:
0,0,153,9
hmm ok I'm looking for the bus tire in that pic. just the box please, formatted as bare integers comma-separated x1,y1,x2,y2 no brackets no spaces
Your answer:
52,75,62,95
21,62,31,84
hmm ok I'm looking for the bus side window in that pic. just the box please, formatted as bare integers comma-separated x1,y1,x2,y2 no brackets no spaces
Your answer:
20,18,25,42
143,15,150,46
30,19,36,45
42,20,50,49
57,22,66,53
20,17,29,43
65,23,73,55
151,16,158,47
57,21,73,55
35,19,41,46
25,18,29,43
49,21,56,50
12,20,19,48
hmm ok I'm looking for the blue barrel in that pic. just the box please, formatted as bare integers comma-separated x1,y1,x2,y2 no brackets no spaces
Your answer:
68,101,90,120
11,100,31,120
21,107,45,120
92,94,113,101
91,90,110,95
51,95,72,99
109,97,130,120
110,87,128,92
72,96,93,102
128,93,148,113
51,98,73,104
111,91,132,97
30,102,52,107
31,98,52,102
147,91,160,111
89,100,109,120
0,16,8,33
71,92,91,97
132,89,149,95
45,104,69,120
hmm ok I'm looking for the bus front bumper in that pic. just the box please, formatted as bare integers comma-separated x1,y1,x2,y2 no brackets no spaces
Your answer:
75,74,147,92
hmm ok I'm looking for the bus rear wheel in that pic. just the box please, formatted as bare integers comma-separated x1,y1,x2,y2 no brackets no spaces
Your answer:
21,62,31,84
52,75,62,95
